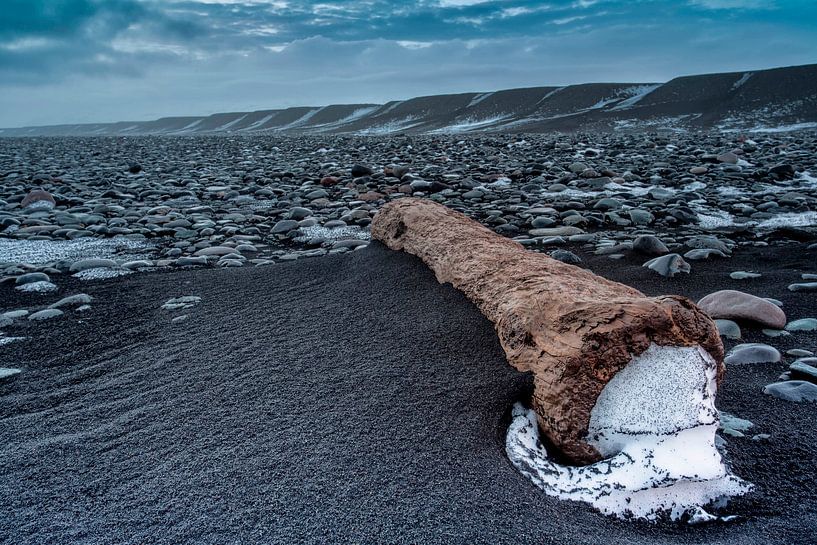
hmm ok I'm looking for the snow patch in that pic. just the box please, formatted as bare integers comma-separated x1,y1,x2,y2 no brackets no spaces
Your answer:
356,116,425,135
214,114,248,132
697,210,735,229
275,108,323,131
73,268,134,280
0,238,152,266
507,344,750,521
243,114,276,131
747,122,817,133
429,115,511,133
467,92,494,108
756,211,817,230
731,72,753,91
610,84,662,110
15,281,58,293
295,224,370,242
0,336,26,347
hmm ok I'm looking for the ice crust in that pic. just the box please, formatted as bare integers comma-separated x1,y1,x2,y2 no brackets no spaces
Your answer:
295,225,371,242
0,238,151,265
506,344,750,521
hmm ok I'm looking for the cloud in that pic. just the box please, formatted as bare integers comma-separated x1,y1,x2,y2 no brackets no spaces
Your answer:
0,0,814,126
688,0,773,8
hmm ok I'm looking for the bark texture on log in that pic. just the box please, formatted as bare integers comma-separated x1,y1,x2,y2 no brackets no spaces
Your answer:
371,198,724,464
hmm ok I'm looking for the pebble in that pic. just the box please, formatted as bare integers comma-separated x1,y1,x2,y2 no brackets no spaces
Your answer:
684,249,728,260
729,271,761,280
719,411,753,438
643,254,690,277
697,290,787,329
714,319,741,340
548,250,582,264
785,318,817,332
724,343,781,365
763,381,817,402
161,296,202,310
14,272,50,285
69,258,118,273
788,282,817,292
762,329,790,338
790,361,817,383
49,294,93,309
632,235,668,256
27,309,64,321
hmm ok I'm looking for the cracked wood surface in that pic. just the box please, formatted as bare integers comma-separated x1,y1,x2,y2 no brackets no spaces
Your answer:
372,198,724,464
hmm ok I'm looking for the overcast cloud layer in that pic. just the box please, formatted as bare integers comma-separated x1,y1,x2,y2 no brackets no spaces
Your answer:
1,0,816,127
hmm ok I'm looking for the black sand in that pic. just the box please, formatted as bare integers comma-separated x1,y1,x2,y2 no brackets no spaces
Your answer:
1,242,816,544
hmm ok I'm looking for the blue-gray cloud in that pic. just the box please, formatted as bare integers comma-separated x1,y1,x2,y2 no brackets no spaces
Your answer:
1,0,815,126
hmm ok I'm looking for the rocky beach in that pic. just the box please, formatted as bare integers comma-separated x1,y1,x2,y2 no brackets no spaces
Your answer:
2,130,817,544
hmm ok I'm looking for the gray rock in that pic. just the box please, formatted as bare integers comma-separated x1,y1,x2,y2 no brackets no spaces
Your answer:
528,226,584,237
724,343,781,365
786,318,817,331
714,319,741,340
698,290,787,329
69,258,118,273
632,235,668,256
729,271,761,280
49,294,93,309
684,248,728,261
643,253,690,277
790,361,817,383
789,282,817,292
289,207,312,220
28,309,64,321
272,220,300,234
719,411,753,437
193,246,237,257
763,381,817,402
548,250,582,264
15,272,50,285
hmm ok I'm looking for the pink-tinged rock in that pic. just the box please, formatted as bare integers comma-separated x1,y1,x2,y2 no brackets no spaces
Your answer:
372,198,723,465
697,290,786,329
21,189,56,210
358,191,384,202
320,176,339,187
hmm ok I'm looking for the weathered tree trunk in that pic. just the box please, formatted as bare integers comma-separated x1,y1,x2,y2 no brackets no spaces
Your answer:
371,198,723,464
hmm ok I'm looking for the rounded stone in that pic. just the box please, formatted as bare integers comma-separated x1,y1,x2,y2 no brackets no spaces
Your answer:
697,290,787,329
643,254,690,277
763,381,817,402
28,309,64,321
15,272,50,285
724,343,781,365
786,318,817,332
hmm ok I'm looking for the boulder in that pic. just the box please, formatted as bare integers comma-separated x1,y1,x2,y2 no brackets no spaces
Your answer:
697,290,787,329
372,198,722,465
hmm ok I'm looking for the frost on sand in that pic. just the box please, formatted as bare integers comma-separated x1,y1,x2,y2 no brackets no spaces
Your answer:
506,344,750,522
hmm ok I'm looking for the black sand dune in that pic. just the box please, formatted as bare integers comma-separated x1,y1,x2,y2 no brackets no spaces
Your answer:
1,243,816,544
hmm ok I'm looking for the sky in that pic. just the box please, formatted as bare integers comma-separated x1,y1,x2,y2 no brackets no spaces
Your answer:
1,0,816,127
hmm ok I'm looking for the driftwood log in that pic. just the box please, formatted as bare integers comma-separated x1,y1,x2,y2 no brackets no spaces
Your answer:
371,198,724,465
